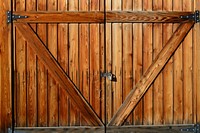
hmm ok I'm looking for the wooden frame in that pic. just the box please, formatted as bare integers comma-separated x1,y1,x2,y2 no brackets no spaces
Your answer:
13,11,193,23
13,124,198,133
11,10,197,131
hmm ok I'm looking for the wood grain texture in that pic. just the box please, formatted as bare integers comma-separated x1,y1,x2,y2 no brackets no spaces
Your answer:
15,23,103,126
37,0,48,127
122,0,133,125
105,0,112,123
163,0,173,124
47,0,59,127
68,0,80,126
26,0,37,127
143,0,153,125
173,0,184,124
13,11,194,23
194,0,200,123
183,0,193,124
0,0,11,132
13,124,196,133
89,0,101,119
133,0,143,125
15,0,27,127
111,0,123,122
153,0,163,125
57,0,69,126
108,22,194,126
78,0,90,126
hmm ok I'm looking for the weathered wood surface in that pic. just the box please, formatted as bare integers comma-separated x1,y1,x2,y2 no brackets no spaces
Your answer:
108,22,194,126
194,0,200,124
132,0,143,125
0,0,11,132
143,0,153,125
153,0,163,125
13,11,193,23
15,23,103,126
162,0,173,124
13,124,196,133
1,0,199,132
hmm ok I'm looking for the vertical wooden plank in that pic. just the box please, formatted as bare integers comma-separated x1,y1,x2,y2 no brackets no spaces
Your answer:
0,0,11,132
193,0,197,124
173,0,183,124
143,0,153,125
153,0,163,125
133,0,143,125
163,0,173,124
26,0,37,127
15,0,27,127
106,0,112,123
99,0,105,123
194,0,200,123
47,0,58,126
122,0,133,125
183,0,193,124
112,0,123,117
37,0,48,127
90,0,101,118
58,0,69,126
68,0,79,126
79,0,90,125
79,0,89,105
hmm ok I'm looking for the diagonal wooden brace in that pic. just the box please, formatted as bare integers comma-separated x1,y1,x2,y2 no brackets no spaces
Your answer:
108,22,194,126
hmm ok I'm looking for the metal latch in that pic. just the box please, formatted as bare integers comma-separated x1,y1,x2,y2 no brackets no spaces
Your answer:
7,11,28,23
100,72,117,82
180,124,200,133
180,10,200,23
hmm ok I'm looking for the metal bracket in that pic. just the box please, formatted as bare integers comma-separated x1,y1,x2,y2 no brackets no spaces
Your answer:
180,124,200,133
7,11,28,23
100,72,117,82
180,10,200,23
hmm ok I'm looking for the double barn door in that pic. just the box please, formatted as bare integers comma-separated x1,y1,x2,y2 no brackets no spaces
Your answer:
13,0,199,131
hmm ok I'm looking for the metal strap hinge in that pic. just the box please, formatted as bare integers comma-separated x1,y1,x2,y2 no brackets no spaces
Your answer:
7,11,28,23
180,10,200,23
181,124,200,133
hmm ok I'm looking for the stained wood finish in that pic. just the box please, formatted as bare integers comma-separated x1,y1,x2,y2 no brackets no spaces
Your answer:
26,0,37,127
108,22,194,126
153,0,163,125
143,0,153,125
163,0,174,124
132,0,143,125
13,124,196,133
15,23,103,126
37,0,48,127
173,0,184,124
1,0,200,132
15,0,27,127
194,0,200,123
0,0,11,132
13,11,194,23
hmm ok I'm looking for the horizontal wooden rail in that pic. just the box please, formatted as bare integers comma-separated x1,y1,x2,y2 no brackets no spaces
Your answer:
12,124,197,133
13,11,193,23
108,22,194,126
15,23,103,126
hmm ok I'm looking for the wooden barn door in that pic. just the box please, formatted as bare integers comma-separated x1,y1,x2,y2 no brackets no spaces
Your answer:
11,0,200,132
105,0,199,128
13,0,105,128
